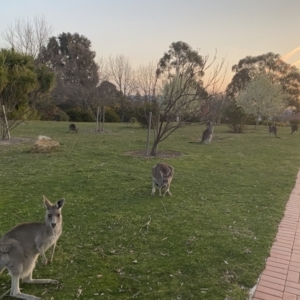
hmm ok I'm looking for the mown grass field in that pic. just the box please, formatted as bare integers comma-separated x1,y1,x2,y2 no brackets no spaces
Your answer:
1,121,300,300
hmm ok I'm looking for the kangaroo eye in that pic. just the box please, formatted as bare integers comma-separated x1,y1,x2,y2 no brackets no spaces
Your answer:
48,214,52,219
57,214,60,218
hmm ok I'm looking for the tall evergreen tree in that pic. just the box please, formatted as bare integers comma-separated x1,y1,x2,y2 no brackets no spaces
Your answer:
38,32,99,111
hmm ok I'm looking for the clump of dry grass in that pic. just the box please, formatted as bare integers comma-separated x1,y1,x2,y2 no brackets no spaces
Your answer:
31,136,59,153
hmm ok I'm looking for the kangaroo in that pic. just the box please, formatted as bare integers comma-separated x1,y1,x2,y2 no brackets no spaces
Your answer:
291,124,298,134
68,123,78,133
151,163,174,196
201,122,213,144
269,125,277,137
0,196,64,300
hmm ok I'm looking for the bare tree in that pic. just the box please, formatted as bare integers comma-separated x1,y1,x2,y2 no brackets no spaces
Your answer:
97,57,108,83
136,61,157,102
2,15,52,58
106,54,136,121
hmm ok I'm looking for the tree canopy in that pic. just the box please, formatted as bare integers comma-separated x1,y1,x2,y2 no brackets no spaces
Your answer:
236,74,287,127
38,32,99,110
226,52,300,110
0,48,55,139
144,41,225,156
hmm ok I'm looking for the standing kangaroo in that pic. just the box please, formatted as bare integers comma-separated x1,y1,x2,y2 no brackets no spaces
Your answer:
201,122,213,144
151,163,174,196
0,196,64,300
291,124,298,134
68,123,78,133
269,125,277,137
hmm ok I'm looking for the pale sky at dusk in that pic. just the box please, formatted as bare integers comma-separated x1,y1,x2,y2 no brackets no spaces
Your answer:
1,0,300,88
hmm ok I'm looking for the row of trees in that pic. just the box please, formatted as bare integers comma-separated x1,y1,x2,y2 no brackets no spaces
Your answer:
1,16,300,155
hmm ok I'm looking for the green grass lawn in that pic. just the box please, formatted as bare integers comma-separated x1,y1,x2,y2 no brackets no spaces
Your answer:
1,121,300,299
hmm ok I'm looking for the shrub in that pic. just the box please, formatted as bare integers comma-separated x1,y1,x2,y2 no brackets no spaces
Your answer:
38,103,69,121
223,102,248,133
134,103,156,128
104,107,121,122
66,108,95,122
290,119,300,125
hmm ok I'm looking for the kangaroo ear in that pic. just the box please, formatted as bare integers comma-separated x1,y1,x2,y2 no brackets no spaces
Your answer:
56,198,65,209
43,195,53,209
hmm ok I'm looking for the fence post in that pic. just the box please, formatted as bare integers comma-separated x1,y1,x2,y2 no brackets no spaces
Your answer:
146,112,152,156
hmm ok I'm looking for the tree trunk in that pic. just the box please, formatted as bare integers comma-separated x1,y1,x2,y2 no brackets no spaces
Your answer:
1,105,10,140
150,114,160,156
96,106,100,131
101,106,105,131
255,117,259,130
150,137,159,156
146,112,152,156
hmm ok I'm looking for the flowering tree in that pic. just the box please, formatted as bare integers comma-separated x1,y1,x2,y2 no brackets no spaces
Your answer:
236,74,287,128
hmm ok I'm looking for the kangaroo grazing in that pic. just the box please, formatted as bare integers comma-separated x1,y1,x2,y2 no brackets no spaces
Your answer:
201,122,213,144
291,124,298,134
269,125,277,137
68,123,78,133
151,163,174,196
0,196,64,300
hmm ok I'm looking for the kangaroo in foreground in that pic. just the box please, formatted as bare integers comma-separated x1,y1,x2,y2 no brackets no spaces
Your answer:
268,125,277,137
201,122,213,144
291,124,298,134
151,163,174,196
0,196,64,300
68,123,78,133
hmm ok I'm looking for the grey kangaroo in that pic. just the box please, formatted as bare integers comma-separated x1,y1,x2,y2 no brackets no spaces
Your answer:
68,123,78,133
201,122,213,144
291,124,298,134
0,196,64,300
269,125,277,137
151,163,174,196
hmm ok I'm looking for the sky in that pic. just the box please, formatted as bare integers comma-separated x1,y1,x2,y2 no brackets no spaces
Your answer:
1,0,300,88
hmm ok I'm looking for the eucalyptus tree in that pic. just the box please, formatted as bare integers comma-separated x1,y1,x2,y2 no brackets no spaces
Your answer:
226,53,300,109
143,41,226,156
0,49,54,139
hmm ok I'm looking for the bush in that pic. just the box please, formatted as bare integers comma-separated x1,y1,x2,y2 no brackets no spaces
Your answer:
9,104,41,120
104,107,121,122
134,103,156,128
38,103,69,121
223,102,247,133
290,119,300,125
260,120,285,127
66,108,95,122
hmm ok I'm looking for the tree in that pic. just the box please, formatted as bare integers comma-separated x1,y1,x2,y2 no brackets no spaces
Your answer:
226,53,300,109
95,80,119,130
136,62,157,102
0,49,55,139
105,55,136,121
142,41,226,156
38,32,99,114
2,15,52,58
236,74,287,128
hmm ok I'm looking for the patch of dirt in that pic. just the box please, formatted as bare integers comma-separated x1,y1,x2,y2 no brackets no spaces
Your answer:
0,137,32,146
126,150,184,158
